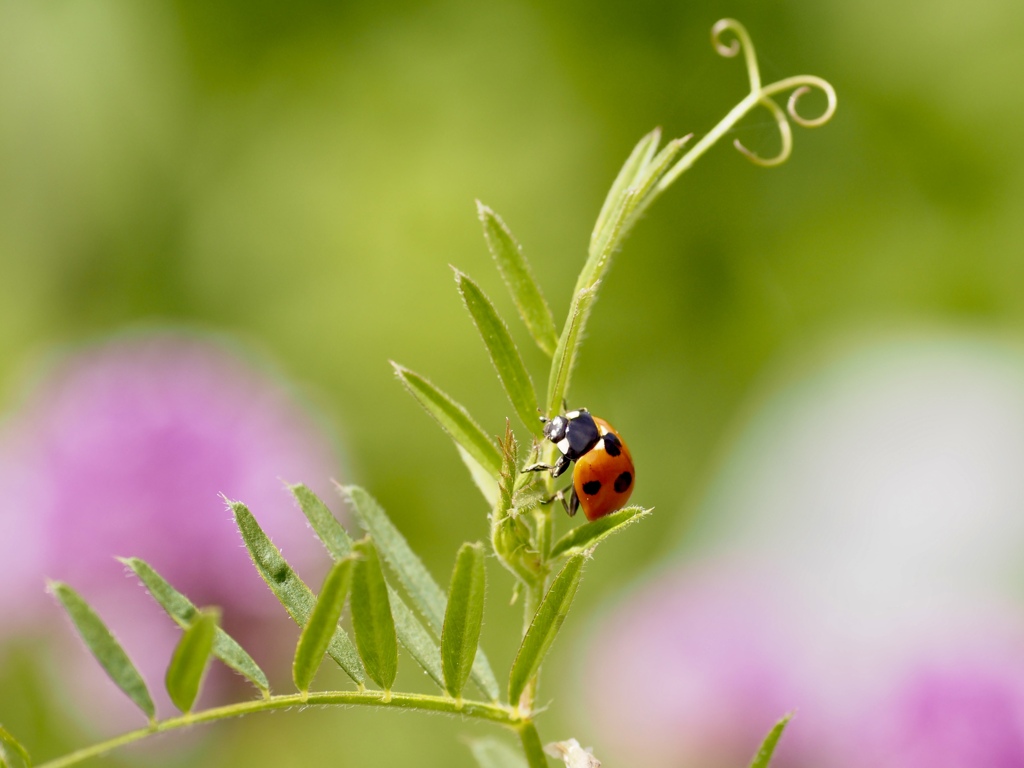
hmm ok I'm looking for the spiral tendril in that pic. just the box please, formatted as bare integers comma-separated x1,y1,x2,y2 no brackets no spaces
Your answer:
652,19,837,198
711,18,836,167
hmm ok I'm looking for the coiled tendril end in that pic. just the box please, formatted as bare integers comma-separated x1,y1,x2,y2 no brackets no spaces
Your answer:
709,19,837,167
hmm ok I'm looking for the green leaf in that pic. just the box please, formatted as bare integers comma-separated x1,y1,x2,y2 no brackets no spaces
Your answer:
441,542,486,699
546,284,598,415
749,714,792,768
289,483,354,558
468,737,528,768
350,537,399,692
341,484,502,701
558,136,690,410
49,582,155,722
477,202,558,357
231,500,365,686
620,135,689,234
0,724,31,768
120,557,269,695
590,127,661,257
294,556,356,694
455,269,542,437
507,555,586,708
165,608,219,713
392,363,502,478
548,506,652,560
290,484,446,691
457,445,500,506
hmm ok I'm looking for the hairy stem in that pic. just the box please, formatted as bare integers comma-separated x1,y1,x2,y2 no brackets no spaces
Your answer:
36,691,518,768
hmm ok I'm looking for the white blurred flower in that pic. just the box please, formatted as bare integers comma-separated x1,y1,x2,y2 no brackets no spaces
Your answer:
580,336,1024,768
545,738,601,768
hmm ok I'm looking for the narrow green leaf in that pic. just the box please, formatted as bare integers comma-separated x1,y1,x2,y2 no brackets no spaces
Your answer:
49,582,155,721
341,484,502,701
620,135,689,233
0,724,31,768
749,714,792,768
441,542,486,699
457,445,500,506
392,363,502,478
590,127,661,255
390,597,447,690
120,557,269,695
294,556,356,693
468,737,528,768
351,537,399,692
231,500,365,686
508,555,586,708
455,269,542,437
477,202,558,357
546,284,598,416
290,483,446,691
289,483,354,558
165,608,219,713
548,506,652,560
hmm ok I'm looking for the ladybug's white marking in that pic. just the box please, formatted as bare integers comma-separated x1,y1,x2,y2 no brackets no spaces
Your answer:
566,410,582,419
556,437,571,455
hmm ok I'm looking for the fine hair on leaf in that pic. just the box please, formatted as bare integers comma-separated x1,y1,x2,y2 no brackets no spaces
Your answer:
391,363,502,478
231,499,365,685
342,484,502,701
121,557,269,695
290,483,447,691
351,537,400,693
293,556,356,694
441,542,487,699
476,201,558,358
455,269,542,437
49,581,155,722
507,555,587,708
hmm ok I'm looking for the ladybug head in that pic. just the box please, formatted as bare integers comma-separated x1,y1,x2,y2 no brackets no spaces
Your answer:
542,415,568,443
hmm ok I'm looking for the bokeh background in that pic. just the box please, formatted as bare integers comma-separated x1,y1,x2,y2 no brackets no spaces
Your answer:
2,1,1024,766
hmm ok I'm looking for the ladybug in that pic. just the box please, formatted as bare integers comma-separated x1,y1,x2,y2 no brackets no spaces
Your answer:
524,408,635,521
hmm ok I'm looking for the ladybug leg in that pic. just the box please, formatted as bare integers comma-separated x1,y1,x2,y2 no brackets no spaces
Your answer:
522,461,553,473
567,487,580,517
522,454,571,478
539,489,574,516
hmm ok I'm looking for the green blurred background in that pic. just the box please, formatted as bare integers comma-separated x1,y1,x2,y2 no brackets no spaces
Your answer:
1,0,1022,765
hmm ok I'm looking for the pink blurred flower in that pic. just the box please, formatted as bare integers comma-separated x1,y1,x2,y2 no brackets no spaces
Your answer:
581,564,1024,768
581,562,806,768
858,645,1024,768
0,331,342,728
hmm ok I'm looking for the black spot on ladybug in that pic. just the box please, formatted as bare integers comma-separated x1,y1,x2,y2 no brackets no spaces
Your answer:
582,480,602,495
614,471,632,493
603,433,622,457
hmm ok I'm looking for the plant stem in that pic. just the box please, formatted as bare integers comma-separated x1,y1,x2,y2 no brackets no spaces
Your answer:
649,90,760,202
517,720,549,768
36,691,518,768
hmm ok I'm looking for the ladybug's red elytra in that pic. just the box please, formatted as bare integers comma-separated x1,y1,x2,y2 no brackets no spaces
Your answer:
524,408,635,522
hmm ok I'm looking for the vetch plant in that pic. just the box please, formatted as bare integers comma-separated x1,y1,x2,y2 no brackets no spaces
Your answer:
0,19,835,768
